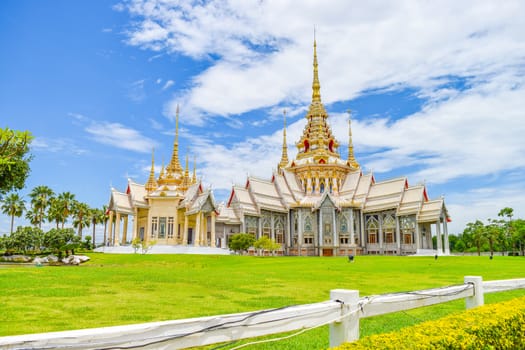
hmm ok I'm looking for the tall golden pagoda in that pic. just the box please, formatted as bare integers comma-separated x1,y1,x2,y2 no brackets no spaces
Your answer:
286,37,359,195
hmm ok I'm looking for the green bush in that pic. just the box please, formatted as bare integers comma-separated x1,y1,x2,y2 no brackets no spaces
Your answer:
334,296,525,350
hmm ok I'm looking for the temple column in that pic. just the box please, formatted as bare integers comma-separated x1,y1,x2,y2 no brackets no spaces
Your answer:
315,177,320,195
108,211,114,246
395,216,401,254
195,213,201,246
203,212,208,245
349,210,355,246
360,211,365,251
271,215,275,241
122,215,128,244
132,208,138,241
318,210,323,256
332,210,337,248
114,212,121,246
183,215,188,246
443,217,450,255
298,210,303,256
378,214,383,254
415,222,421,252
436,222,443,255
211,212,216,248
174,208,179,244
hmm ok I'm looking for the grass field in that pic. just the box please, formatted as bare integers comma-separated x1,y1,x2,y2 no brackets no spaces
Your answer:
0,254,524,349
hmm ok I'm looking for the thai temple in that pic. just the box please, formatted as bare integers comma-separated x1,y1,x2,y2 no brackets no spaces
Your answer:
107,39,451,256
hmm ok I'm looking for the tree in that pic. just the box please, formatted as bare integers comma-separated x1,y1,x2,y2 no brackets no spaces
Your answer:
511,219,525,256
47,197,64,229
43,228,79,258
254,236,281,256
101,205,109,246
485,219,504,256
228,233,255,254
28,185,55,229
0,128,33,195
10,226,44,254
72,201,90,239
88,207,104,249
55,191,76,229
1,192,25,233
463,220,486,255
498,207,514,255
25,207,41,227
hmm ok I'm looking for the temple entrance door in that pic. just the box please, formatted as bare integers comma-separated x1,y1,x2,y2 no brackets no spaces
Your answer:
322,248,333,256
188,228,193,244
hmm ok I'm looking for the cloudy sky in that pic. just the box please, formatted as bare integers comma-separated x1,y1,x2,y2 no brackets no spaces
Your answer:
1,0,524,237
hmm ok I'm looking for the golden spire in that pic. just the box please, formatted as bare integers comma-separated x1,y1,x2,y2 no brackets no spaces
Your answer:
278,109,289,170
347,109,360,169
192,155,197,184
312,31,321,103
166,104,183,175
145,149,158,192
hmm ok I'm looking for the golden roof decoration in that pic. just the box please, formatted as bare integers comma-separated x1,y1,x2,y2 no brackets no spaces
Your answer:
145,149,158,192
278,109,289,171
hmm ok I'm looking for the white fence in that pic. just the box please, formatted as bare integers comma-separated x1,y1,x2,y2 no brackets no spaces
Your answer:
1,276,524,349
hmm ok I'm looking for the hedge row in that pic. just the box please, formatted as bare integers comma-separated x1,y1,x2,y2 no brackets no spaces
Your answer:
333,296,525,350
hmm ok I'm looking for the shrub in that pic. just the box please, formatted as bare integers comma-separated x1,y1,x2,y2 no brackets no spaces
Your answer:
334,296,525,350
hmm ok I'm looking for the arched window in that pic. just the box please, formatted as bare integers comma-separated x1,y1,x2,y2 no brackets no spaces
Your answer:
366,216,379,244
329,139,334,152
383,215,396,243
304,139,310,152
320,182,325,193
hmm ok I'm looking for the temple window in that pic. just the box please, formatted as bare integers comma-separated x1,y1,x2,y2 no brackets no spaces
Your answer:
167,217,174,238
304,139,309,152
401,216,416,245
151,217,158,238
383,215,396,243
366,215,379,244
275,223,284,244
320,182,325,193
263,222,271,238
159,217,166,239
304,235,314,245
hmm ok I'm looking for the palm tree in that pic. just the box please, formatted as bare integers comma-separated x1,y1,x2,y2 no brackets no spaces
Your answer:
47,197,64,229
25,207,40,227
101,205,109,246
1,192,26,233
29,185,55,229
56,192,76,229
498,207,514,255
89,207,103,249
72,201,90,238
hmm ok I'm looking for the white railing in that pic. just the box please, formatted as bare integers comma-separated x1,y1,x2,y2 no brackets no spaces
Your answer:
1,276,524,349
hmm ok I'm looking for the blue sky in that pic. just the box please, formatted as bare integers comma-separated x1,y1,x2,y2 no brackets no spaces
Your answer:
1,0,525,237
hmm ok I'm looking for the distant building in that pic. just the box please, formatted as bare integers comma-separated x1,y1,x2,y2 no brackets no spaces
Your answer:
108,39,450,256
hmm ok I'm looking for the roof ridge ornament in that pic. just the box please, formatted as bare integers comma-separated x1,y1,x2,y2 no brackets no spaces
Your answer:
278,109,289,172
346,109,360,170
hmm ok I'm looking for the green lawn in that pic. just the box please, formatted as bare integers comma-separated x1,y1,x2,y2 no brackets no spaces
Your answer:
0,254,523,349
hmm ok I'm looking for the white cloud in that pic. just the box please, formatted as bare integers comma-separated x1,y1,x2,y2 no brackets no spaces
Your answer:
162,79,174,90
117,0,525,234
119,0,525,119
85,122,156,153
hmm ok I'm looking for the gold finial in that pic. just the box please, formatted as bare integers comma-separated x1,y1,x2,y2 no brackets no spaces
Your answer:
145,149,158,192
347,109,360,169
312,32,321,103
192,155,197,183
166,104,183,175
278,109,289,171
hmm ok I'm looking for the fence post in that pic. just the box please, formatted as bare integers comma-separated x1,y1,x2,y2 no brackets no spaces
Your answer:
329,289,360,347
464,276,484,309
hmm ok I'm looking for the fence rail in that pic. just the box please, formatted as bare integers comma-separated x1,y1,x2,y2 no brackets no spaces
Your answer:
1,277,524,350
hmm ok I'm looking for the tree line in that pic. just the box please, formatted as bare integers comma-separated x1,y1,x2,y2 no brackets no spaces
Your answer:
447,207,525,256
0,185,109,252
